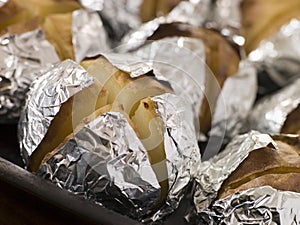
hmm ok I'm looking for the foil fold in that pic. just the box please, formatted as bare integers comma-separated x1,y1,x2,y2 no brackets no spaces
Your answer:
38,111,160,219
207,0,244,47
244,78,300,134
193,134,300,224
193,131,276,214
0,29,60,123
37,93,200,222
203,186,300,224
132,36,206,135
205,60,257,159
72,9,110,62
248,19,300,97
18,59,93,165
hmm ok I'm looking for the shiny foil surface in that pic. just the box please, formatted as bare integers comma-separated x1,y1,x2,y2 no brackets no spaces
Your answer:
249,19,300,94
203,186,300,224
206,60,256,159
72,9,110,62
37,93,200,222
167,0,211,27
18,60,93,165
0,29,60,123
193,131,276,214
120,0,211,53
245,78,300,134
122,33,256,154
208,0,244,47
38,111,161,220
133,36,206,136
193,134,300,224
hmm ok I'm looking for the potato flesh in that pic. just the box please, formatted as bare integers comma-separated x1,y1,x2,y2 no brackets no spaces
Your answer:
32,57,170,205
131,98,168,205
29,80,108,172
31,57,170,176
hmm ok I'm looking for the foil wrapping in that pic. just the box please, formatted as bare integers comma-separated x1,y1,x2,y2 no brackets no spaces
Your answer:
208,0,244,47
100,52,153,78
244,78,300,134
95,0,143,45
193,131,276,214
248,19,300,97
193,133,300,224
166,0,211,27
206,60,256,159
129,37,206,140
72,9,110,63
0,29,60,123
37,93,200,222
122,34,257,158
18,60,93,166
120,0,211,53
202,186,300,224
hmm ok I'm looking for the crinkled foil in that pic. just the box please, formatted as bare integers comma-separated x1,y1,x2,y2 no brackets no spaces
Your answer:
121,36,256,155
38,111,160,219
0,29,60,123
72,9,110,63
203,186,300,224
193,131,276,214
193,134,300,224
94,0,143,45
18,60,93,165
120,0,211,53
78,0,104,11
130,37,206,138
244,78,300,134
167,0,211,27
249,19,300,97
207,0,244,47
101,52,153,78
37,93,200,222
147,93,200,223
205,60,257,159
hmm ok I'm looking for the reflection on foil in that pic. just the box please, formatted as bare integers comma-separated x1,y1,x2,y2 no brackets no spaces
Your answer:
206,60,256,159
0,29,59,123
120,0,211,53
37,93,200,222
207,0,244,47
132,37,206,138
244,78,300,134
147,93,200,223
18,60,93,165
167,0,211,27
100,52,153,78
98,0,143,44
78,0,104,11
193,131,276,214
38,112,160,220
200,186,300,224
249,19,300,97
72,9,110,62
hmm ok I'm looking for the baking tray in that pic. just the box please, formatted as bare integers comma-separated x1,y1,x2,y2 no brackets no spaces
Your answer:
0,124,193,225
